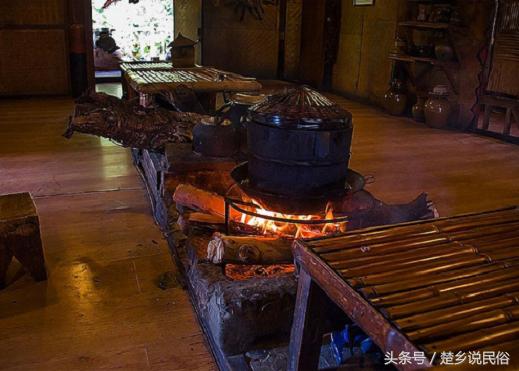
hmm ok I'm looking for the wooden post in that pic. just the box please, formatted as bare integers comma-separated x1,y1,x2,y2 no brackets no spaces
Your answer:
288,267,329,371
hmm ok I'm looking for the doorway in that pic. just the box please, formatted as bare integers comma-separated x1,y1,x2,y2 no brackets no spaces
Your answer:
91,0,174,81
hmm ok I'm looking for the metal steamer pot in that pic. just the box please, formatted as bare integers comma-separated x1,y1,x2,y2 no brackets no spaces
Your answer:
246,86,353,196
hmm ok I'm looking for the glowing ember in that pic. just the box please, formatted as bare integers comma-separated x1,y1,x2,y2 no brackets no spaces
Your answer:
239,200,347,238
225,264,295,281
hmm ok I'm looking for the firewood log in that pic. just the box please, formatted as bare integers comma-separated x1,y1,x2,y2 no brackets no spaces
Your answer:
182,211,225,225
172,184,242,220
177,212,226,234
207,233,294,265
173,184,225,217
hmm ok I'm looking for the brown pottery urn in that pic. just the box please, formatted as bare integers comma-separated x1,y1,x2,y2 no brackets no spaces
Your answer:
424,85,452,129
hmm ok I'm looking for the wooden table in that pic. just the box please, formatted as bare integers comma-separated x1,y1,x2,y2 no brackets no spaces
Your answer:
288,207,519,370
122,64,262,108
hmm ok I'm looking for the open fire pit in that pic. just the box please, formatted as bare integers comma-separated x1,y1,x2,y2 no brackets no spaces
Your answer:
63,85,435,369
67,86,437,369
170,175,435,366
163,88,436,369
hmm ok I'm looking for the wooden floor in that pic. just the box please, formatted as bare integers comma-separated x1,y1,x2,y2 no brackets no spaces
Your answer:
0,95,215,370
332,96,519,215
1,89,519,371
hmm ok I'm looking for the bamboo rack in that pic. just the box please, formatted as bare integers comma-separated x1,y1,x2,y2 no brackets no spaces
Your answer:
120,61,173,73
125,66,262,94
296,206,519,361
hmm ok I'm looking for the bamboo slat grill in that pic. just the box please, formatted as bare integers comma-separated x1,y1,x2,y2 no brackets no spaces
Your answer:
296,207,519,361
120,61,173,73
125,67,262,94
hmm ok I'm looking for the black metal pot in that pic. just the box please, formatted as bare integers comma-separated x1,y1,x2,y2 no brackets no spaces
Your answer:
192,117,238,158
246,86,353,196
219,93,267,154
231,162,364,214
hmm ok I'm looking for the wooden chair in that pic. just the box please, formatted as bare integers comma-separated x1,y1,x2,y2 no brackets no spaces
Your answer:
0,193,47,288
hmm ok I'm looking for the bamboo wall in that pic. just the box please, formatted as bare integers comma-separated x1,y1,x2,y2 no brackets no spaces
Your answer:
0,0,70,96
487,0,519,97
201,1,280,78
199,0,302,80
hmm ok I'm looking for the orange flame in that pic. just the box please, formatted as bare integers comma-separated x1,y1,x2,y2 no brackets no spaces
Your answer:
239,199,347,239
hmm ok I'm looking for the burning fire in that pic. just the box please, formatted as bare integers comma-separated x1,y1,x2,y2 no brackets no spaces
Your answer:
239,200,347,239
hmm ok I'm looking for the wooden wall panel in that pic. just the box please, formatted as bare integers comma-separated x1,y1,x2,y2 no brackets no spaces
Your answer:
174,0,202,64
0,30,69,95
0,0,70,96
284,0,303,80
298,0,326,86
0,0,65,25
202,1,279,78
332,0,406,105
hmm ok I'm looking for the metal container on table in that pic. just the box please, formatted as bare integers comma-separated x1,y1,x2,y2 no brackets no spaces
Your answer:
246,86,353,196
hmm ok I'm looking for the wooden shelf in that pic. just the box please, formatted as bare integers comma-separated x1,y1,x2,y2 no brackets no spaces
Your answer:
389,54,458,67
407,0,453,3
389,54,459,94
398,21,450,30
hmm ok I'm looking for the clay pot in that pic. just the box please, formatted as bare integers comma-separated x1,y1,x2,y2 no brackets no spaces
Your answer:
384,80,407,116
424,85,452,129
412,96,426,122
435,41,454,61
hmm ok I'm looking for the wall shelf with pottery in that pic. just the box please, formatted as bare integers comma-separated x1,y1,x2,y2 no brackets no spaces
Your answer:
387,0,462,121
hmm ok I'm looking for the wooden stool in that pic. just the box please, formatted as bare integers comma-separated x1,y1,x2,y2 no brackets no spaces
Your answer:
0,192,46,288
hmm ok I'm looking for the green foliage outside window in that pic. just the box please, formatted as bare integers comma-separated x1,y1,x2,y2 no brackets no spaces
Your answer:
92,0,173,61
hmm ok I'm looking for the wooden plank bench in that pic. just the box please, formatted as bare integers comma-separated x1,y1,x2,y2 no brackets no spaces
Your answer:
288,207,519,370
0,192,46,288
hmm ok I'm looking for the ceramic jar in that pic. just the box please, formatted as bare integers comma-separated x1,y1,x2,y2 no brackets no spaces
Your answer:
384,79,407,116
435,41,454,61
424,85,451,129
412,96,426,122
